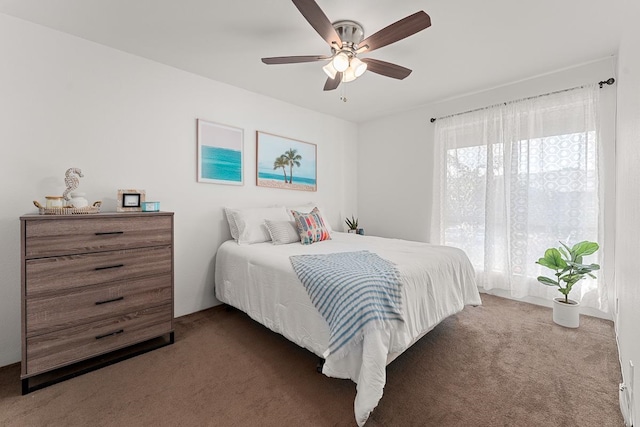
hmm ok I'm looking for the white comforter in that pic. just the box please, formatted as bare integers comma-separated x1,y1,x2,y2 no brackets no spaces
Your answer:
214,232,481,425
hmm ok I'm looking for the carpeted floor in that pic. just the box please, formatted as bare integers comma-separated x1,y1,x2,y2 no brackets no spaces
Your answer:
0,294,623,426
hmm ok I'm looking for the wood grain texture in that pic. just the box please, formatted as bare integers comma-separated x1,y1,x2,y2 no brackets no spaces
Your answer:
292,0,341,47
25,246,172,296
26,274,172,337
20,212,175,380
23,214,172,258
262,55,329,64
20,219,27,377
359,11,431,53
361,58,412,80
26,304,172,375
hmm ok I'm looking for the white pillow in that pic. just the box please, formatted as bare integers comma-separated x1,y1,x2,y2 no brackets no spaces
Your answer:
285,203,333,232
224,208,240,240
231,206,290,245
264,220,300,245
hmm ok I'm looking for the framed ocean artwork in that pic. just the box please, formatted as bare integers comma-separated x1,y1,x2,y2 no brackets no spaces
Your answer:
197,119,244,185
256,131,317,192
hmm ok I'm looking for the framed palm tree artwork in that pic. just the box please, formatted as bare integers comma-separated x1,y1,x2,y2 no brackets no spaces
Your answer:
256,131,317,192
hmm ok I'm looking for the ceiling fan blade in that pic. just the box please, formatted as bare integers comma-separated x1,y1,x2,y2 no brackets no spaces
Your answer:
262,55,330,65
361,58,412,80
323,72,343,91
358,11,431,53
292,0,342,48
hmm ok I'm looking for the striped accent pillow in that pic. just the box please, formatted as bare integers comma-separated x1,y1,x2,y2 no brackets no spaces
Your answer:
264,220,300,245
285,204,333,233
291,207,331,245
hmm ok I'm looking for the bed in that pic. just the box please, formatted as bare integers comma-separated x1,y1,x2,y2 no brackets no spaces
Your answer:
214,227,481,426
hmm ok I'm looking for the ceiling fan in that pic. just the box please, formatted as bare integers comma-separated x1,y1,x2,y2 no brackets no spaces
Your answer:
261,0,431,91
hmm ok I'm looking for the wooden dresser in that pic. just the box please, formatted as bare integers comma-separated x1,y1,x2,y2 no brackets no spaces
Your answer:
20,212,174,393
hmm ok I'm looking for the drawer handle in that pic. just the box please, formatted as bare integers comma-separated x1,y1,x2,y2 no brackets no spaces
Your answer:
95,231,124,236
95,296,124,305
94,264,124,271
95,329,124,340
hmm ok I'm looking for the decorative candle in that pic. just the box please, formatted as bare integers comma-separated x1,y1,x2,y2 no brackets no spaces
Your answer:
45,196,64,209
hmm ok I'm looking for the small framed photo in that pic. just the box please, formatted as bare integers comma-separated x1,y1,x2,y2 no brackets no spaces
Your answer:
117,189,146,212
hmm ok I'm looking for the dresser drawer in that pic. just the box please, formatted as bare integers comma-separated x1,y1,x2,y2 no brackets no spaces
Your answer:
26,274,172,337
25,304,172,376
24,215,172,258
26,246,172,296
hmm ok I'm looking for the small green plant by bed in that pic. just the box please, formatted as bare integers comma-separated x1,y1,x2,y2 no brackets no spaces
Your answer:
345,215,358,233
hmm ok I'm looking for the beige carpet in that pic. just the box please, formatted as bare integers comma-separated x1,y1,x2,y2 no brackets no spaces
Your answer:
0,294,623,426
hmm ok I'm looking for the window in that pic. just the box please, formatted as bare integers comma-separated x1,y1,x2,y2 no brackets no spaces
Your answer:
433,86,606,311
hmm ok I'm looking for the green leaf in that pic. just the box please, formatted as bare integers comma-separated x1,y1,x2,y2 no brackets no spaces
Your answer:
572,241,599,257
558,246,569,260
345,215,358,230
566,261,599,270
537,242,599,297
537,248,567,270
560,242,572,257
561,274,583,285
559,265,572,274
536,258,555,270
567,263,600,278
537,276,559,287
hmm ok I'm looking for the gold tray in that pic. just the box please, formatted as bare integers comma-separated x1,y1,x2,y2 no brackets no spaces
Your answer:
33,200,102,215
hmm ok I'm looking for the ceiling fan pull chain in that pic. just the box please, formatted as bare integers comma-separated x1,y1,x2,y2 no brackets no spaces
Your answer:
340,82,348,102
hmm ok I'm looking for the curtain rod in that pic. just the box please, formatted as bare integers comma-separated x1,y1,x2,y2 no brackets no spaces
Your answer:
429,77,615,123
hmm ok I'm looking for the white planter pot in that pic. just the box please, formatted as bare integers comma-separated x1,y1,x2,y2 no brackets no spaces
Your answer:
552,297,580,328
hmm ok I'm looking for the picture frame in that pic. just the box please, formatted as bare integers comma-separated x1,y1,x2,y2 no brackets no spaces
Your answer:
117,189,146,212
197,119,244,185
256,131,317,192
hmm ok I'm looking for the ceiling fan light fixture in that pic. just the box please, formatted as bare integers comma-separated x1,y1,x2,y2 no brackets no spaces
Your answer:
260,1,431,93
342,66,357,83
322,61,338,79
332,52,350,72
350,57,367,77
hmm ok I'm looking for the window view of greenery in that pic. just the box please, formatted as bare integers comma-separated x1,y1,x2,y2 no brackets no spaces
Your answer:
445,131,598,277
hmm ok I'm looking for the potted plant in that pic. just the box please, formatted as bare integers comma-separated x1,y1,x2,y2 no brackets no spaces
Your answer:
536,241,600,328
345,215,358,233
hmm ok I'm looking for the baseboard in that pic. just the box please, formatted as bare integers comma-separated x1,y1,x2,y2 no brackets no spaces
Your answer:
477,288,612,320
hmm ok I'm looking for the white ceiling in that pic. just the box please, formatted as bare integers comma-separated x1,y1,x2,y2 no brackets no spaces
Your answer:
0,0,624,123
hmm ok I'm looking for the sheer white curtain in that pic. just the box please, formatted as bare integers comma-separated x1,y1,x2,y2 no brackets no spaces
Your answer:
432,85,607,311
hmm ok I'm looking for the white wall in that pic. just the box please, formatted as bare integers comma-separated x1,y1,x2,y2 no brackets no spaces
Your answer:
0,14,358,368
357,107,434,242
615,0,640,421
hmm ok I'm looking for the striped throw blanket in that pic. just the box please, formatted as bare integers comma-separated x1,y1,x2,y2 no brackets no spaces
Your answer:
290,250,403,359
